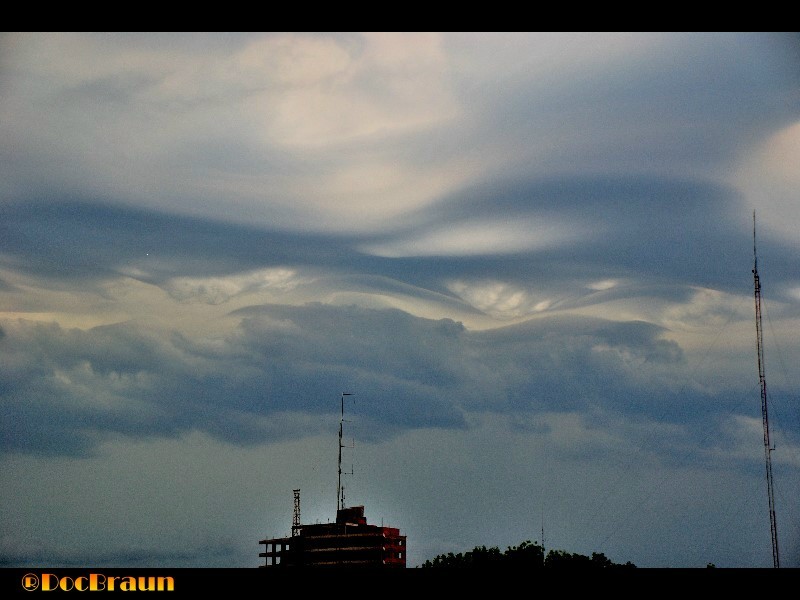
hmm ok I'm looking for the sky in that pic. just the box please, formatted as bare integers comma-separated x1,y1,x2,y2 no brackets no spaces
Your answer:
1,32,799,569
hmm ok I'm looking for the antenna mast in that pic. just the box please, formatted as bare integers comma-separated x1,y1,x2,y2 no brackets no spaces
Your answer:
337,393,353,513
541,506,546,568
752,211,780,568
292,489,301,536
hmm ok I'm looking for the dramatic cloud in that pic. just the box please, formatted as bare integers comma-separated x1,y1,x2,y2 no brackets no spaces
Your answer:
1,32,799,569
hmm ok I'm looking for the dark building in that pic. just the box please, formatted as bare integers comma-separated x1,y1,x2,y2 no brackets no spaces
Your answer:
260,505,406,568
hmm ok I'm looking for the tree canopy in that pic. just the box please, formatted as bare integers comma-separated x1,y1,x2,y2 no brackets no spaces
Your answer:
421,540,636,569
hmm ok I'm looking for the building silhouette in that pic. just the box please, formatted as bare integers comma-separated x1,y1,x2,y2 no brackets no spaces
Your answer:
259,505,406,568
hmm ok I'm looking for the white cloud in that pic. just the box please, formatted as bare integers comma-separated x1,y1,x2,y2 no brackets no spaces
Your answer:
253,32,458,148
735,120,800,244
587,279,618,291
164,268,300,305
661,287,750,332
446,280,552,320
361,217,591,258
0,33,468,233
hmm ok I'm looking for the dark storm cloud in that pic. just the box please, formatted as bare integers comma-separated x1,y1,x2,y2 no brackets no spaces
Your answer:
0,308,466,456
5,300,765,459
0,201,355,281
362,174,800,305
4,174,799,312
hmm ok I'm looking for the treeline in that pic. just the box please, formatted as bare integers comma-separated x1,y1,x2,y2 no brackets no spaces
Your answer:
421,540,636,569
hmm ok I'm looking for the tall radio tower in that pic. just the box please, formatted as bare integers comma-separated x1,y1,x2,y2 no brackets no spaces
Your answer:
752,211,780,568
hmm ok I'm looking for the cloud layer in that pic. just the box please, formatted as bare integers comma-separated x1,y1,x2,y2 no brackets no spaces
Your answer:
1,32,799,568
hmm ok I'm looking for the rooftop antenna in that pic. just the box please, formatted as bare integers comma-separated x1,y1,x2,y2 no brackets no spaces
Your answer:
337,392,354,513
292,489,301,537
541,505,546,568
752,210,780,568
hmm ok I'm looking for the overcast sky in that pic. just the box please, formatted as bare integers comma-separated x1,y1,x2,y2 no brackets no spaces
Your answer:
1,32,799,569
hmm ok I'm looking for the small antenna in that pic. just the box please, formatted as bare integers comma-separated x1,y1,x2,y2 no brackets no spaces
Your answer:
541,504,545,568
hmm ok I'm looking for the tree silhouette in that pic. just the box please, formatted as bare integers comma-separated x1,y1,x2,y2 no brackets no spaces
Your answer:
421,540,635,569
